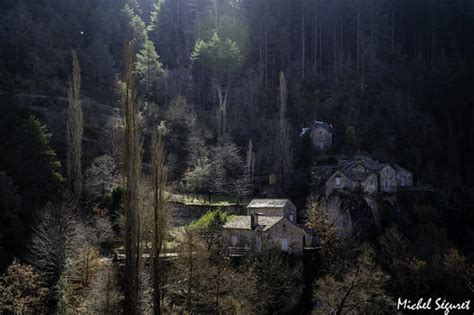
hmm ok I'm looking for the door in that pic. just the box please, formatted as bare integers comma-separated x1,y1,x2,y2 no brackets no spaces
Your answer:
281,238,288,251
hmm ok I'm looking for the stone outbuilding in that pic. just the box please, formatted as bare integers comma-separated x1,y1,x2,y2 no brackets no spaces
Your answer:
246,198,297,223
301,121,333,152
223,214,307,256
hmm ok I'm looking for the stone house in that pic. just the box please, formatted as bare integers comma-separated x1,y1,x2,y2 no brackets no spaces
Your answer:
223,213,307,256
393,164,414,187
246,198,297,223
301,121,333,152
326,171,357,195
325,155,413,196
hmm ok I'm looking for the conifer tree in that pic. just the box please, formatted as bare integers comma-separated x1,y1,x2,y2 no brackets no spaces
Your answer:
122,4,148,50
191,33,241,135
16,115,63,207
136,40,163,119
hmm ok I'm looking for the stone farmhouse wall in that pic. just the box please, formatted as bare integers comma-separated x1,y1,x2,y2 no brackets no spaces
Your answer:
223,218,306,255
262,219,306,254
223,228,254,248
326,172,356,197
312,126,332,151
396,167,413,187
379,166,397,192
361,174,378,193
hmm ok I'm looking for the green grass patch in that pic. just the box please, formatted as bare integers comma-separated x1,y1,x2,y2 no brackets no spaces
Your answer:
170,193,245,206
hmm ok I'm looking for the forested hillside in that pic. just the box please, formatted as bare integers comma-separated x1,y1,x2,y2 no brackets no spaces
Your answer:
0,0,473,314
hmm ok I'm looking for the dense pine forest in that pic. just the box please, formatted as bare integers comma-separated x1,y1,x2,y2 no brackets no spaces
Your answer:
1,0,474,314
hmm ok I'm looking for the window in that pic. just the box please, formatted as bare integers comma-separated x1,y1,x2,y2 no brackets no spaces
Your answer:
384,181,389,191
335,177,342,188
289,214,294,222
231,235,238,246
281,238,289,251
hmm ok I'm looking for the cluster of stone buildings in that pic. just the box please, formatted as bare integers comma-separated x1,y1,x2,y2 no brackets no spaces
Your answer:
312,155,413,197
302,120,413,196
223,199,308,256
220,121,414,257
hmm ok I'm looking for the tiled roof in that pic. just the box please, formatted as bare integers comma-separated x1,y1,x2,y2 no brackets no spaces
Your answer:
332,156,396,183
328,155,412,185
300,127,311,136
223,215,283,231
247,199,291,209
313,121,333,133
391,163,410,173
339,156,387,173
300,121,333,136
344,170,375,182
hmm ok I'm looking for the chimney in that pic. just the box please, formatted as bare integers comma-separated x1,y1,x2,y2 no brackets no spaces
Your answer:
250,211,259,229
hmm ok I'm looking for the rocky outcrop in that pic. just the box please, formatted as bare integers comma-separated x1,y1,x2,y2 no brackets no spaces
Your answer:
323,191,400,238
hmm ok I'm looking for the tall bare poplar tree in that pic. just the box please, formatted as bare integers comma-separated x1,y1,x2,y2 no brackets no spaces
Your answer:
246,139,256,190
122,43,142,315
150,127,168,315
66,50,83,208
277,72,292,192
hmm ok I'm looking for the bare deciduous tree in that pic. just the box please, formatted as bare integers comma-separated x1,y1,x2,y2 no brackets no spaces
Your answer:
99,113,123,163
80,263,123,314
150,127,169,315
84,154,119,203
57,244,103,312
122,42,143,315
276,71,292,192
246,139,256,192
0,259,49,314
313,246,393,315
306,198,351,276
66,50,84,209
28,200,84,285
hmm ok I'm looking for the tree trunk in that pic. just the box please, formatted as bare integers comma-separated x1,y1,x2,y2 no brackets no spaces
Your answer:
301,8,305,81
151,128,167,315
122,43,142,315
66,50,83,210
357,7,360,75
313,8,318,75
216,84,228,136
